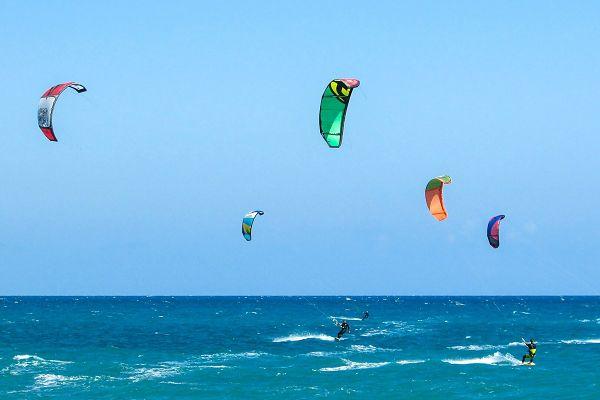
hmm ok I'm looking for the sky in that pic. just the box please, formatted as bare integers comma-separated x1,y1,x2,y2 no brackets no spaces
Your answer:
0,1,598,295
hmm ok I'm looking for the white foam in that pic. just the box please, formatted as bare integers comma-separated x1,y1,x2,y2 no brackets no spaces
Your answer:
127,366,180,382
14,354,40,361
198,351,266,362
448,344,499,351
350,345,377,353
396,359,425,365
561,339,600,345
360,320,411,338
361,329,390,337
273,334,335,343
305,351,332,357
382,320,405,326
450,342,524,351
239,351,264,358
331,316,362,321
12,354,72,366
319,359,390,372
442,352,521,366
34,374,85,388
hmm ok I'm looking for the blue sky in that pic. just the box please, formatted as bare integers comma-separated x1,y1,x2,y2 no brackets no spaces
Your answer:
0,1,598,295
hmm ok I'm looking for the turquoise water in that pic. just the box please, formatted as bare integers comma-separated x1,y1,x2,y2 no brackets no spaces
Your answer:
1,297,599,399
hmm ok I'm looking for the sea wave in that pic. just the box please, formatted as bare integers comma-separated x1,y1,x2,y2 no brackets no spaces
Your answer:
305,351,330,357
360,321,412,338
126,366,181,382
199,351,266,361
382,320,406,326
3,354,73,376
331,316,363,321
396,359,425,365
449,342,523,351
361,328,416,337
561,339,600,345
33,374,85,389
350,345,377,353
273,334,335,343
349,344,401,353
361,329,390,337
304,351,342,358
442,352,521,366
13,354,72,365
448,344,499,351
319,359,390,372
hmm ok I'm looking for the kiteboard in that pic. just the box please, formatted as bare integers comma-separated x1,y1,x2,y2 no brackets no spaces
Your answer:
521,362,535,366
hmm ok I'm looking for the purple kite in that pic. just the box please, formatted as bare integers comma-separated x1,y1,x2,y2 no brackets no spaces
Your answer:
487,215,506,248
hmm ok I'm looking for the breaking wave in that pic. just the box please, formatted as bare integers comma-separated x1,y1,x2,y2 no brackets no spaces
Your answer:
13,354,72,365
396,359,426,365
350,345,377,353
331,316,363,321
448,344,499,351
126,366,181,382
33,374,86,389
442,352,521,366
561,338,600,345
319,359,390,372
273,334,335,343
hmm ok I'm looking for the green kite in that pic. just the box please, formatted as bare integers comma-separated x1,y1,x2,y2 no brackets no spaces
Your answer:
319,78,360,148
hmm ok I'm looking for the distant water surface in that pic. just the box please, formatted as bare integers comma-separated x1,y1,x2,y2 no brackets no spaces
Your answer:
0,297,599,399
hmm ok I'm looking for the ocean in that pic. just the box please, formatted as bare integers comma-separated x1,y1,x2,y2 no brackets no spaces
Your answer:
0,297,598,399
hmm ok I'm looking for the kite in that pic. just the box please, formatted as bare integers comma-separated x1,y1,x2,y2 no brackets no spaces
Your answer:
425,175,452,221
319,78,360,148
38,82,87,141
487,215,506,248
242,211,264,241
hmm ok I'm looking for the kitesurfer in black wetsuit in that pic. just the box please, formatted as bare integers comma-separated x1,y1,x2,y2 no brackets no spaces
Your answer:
337,320,350,339
362,311,369,320
521,338,537,364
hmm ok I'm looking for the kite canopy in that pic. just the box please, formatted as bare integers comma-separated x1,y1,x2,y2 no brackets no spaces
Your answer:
38,82,87,141
319,78,360,148
487,215,506,248
242,211,264,241
425,175,452,221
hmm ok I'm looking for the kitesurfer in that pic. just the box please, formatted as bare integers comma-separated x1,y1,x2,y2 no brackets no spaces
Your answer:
362,311,369,320
336,320,350,339
521,338,537,364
